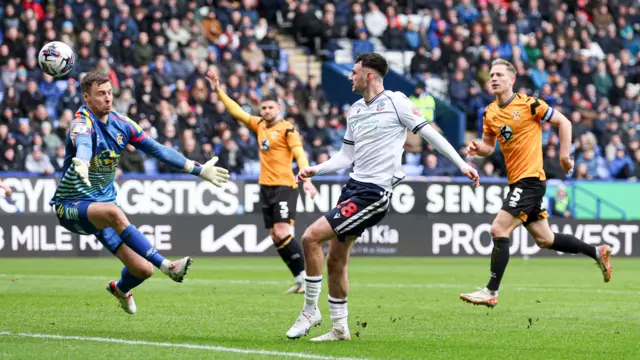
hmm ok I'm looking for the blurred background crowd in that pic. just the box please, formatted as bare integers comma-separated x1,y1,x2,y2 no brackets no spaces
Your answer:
1,0,639,183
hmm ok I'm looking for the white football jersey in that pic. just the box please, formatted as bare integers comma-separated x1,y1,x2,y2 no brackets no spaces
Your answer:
345,90,430,192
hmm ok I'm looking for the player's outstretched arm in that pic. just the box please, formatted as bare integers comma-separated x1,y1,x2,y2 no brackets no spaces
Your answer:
134,137,230,187
297,140,355,182
416,124,480,185
548,110,574,174
205,70,260,129
396,94,479,185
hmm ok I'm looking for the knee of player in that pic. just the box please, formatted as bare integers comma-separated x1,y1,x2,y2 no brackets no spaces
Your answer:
136,262,154,279
534,233,554,248
301,229,317,248
105,205,128,229
272,229,291,243
490,224,509,238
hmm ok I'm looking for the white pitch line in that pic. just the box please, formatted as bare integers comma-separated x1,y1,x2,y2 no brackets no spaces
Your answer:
0,331,367,360
1,273,638,295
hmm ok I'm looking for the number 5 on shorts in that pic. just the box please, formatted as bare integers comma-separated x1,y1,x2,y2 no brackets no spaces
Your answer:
508,188,523,208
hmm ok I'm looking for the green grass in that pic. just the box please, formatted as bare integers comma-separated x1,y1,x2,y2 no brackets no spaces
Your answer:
0,257,638,359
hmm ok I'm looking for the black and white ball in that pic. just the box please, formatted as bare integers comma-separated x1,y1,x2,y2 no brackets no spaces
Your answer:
38,41,75,77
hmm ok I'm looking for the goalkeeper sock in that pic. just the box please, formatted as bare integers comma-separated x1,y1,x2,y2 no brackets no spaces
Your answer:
116,266,145,293
119,224,166,268
276,235,305,278
303,275,322,315
486,237,510,292
549,233,597,260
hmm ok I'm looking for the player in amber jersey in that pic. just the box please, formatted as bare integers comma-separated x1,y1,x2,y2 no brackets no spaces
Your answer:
207,71,317,294
459,59,613,308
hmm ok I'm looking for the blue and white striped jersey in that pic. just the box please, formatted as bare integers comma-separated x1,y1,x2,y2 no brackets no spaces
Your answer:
50,105,147,205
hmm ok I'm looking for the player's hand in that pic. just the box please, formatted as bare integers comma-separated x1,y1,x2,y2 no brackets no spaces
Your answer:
0,182,12,197
302,180,318,199
205,70,220,92
467,140,480,157
461,164,480,187
199,156,231,187
296,166,317,183
560,156,574,174
72,158,91,187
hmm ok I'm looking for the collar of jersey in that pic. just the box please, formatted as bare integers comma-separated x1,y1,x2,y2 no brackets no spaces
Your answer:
364,90,386,106
498,93,517,108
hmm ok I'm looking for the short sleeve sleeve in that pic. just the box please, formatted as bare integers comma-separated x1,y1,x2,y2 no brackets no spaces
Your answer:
529,97,553,122
482,107,496,137
285,127,302,149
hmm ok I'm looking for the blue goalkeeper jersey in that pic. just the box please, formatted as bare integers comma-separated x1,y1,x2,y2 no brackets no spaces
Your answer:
50,105,148,205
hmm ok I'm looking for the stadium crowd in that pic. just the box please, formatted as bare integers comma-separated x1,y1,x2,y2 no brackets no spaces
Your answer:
1,0,639,183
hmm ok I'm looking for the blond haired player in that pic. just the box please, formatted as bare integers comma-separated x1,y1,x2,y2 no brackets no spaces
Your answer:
459,59,613,308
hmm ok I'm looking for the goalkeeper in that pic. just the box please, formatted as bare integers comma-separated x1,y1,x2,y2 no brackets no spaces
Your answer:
49,71,230,314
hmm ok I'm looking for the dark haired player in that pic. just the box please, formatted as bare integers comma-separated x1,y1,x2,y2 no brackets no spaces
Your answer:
286,52,480,341
50,71,230,314
207,71,318,294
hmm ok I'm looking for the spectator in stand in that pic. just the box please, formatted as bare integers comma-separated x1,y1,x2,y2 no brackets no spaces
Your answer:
24,145,53,174
549,185,572,219
51,145,66,173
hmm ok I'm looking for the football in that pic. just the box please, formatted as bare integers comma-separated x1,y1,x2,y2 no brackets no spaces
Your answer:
38,41,75,77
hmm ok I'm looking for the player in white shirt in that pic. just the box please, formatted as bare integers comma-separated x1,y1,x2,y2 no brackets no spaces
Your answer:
286,52,480,341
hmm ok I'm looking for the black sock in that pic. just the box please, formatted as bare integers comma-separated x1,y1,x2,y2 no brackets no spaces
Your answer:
549,233,597,260
276,235,305,277
486,237,510,292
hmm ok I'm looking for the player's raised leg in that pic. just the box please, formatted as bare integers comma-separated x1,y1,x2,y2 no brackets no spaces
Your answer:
460,210,522,307
310,237,355,342
86,202,193,282
285,216,335,339
525,217,612,282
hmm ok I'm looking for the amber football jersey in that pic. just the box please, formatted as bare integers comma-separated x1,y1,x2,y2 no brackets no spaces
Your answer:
483,94,554,184
247,117,301,188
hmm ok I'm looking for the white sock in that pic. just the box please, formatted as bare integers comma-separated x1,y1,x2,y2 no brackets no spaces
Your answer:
295,270,306,283
303,275,322,315
160,259,171,273
328,295,348,329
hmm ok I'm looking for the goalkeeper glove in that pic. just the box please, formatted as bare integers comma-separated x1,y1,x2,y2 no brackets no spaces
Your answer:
197,157,230,187
71,158,91,187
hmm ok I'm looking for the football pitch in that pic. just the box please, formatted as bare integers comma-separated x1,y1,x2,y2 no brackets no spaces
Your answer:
0,257,638,359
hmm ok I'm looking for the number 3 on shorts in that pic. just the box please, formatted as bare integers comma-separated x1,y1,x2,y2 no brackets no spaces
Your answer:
279,201,289,218
508,188,523,208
